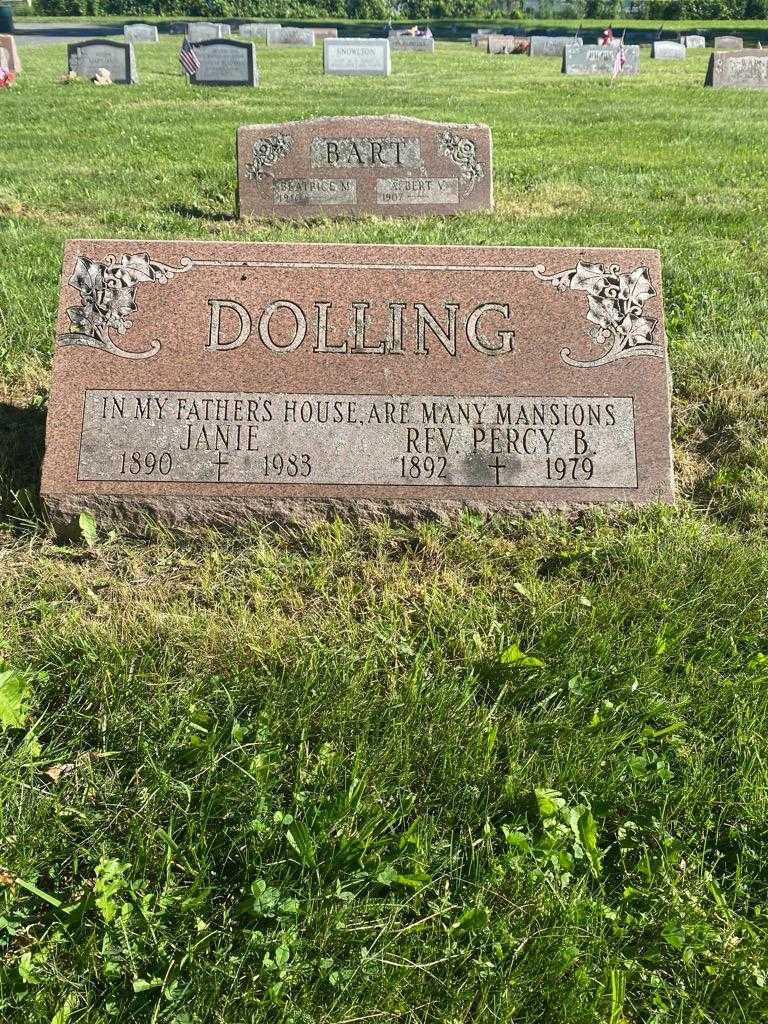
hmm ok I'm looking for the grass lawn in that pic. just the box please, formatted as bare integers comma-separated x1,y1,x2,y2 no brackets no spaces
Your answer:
2,26,768,1024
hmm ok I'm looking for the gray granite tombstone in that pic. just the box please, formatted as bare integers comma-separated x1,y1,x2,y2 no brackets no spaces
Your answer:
562,43,640,76
680,34,706,48
323,38,391,76
124,23,158,43
390,34,435,52
267,27,315,47
188,39,258,86
487,34,528,54
188,22,225,42
529,35,582,56
238,22,280,40
651,41,686,59
714,35,743,49
67,40,137,84
706,48,768,88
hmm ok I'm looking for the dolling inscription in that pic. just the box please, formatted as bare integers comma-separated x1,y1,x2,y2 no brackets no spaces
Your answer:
79,390,638,489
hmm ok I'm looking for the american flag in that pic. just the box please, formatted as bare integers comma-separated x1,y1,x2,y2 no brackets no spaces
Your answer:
179,38,201,76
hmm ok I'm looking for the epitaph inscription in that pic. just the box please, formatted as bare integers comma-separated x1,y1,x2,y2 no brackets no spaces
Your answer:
237,116,492,221
41,240,673,524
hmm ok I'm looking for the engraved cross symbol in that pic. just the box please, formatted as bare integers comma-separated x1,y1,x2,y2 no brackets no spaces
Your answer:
488,456,507,486
214,452,229,482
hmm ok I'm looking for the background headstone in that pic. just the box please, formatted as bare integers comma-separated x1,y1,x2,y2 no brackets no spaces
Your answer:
188,22,225,42
529,35,582,57
42,240,673,524
487,34,528,54
237,115,493,221
188,39,258,86
67,40,137,84
0,32,20,72
714,35,744,50
680,34,706,48
706,48,768,88
124,23,158,43
390,34,435,52
238,22,280,40
267,27,315,47
563,44,640,76
324,38,390,76
309,27,338,40
651,41,686,59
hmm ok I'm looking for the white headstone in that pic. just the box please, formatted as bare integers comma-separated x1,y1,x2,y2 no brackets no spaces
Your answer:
124,23,158,43
651,41,686,59
323,38,391,76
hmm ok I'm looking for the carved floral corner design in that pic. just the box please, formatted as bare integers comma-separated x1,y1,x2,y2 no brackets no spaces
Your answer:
246,134,293,181
543,261,663,368
60,253,185,359
439,130,484,198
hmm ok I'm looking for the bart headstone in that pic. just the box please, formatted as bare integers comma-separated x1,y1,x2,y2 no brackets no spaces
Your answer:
237,115,492,221
714,35,743,50
188,39,258,86
651,41,686,59
267,27,315,47
41,240,673,527
124,24,158,43
563,44,640,76
68,40,137,84
529,35,582,57
706,48,768,88
324,38,390,76
0,33,21,72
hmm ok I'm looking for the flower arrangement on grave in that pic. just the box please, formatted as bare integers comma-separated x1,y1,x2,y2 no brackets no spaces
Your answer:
93,67,113,86
0,67,16,88
60,70,80,84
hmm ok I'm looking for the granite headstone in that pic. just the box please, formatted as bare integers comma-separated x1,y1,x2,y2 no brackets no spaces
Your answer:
187,22,226,42
680,34,706,48
324,38,391,76
238,22,280,39
529,35,582,56
0,33,21,72
390,34,435,52
67,40,137,84
42,240,673,525
651,41,686,59
237,115,492,221
124,23,158,43
706,48,768,88
487,34,528,54
267,27,315,47
563,44,640,75
714,35,743,49
309,27,338,40
188,39,258,86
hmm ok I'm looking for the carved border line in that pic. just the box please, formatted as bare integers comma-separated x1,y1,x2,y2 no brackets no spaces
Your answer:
60,254,663,368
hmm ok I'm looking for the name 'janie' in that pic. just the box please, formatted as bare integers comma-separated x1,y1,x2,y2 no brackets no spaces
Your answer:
206,298,515,355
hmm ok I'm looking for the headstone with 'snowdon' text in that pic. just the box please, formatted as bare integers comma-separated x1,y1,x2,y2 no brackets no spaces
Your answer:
41,239,673,527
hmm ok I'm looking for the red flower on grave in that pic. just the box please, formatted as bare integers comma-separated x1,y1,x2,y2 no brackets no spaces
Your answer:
0,69,16,88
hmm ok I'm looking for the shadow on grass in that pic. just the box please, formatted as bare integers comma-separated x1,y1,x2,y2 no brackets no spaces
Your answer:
166,203,236,223
0,401,46,521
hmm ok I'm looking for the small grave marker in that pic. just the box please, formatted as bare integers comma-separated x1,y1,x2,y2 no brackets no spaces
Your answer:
714,35,743,50
651,41,686,59
266,27,315,47
323,38,391,76
124,24,158,43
